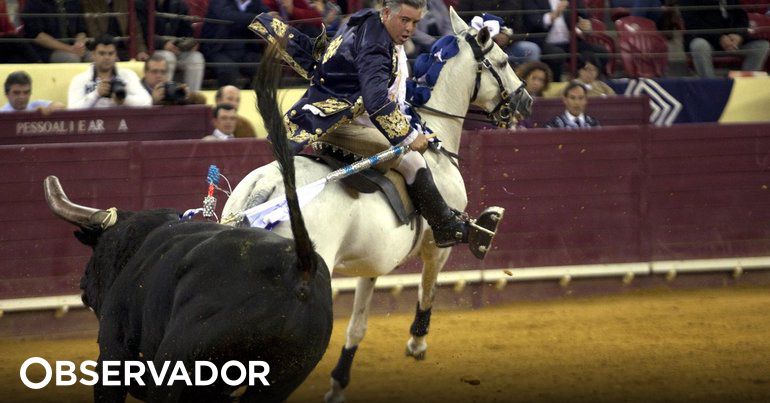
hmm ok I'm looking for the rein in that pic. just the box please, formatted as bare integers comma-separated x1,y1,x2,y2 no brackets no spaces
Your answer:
416,103,500,124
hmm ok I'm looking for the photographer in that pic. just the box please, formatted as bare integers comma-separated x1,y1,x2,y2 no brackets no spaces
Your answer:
67,35,152,109
141,53,206,105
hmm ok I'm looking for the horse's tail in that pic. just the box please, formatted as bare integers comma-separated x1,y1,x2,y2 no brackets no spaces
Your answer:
254,43,319,283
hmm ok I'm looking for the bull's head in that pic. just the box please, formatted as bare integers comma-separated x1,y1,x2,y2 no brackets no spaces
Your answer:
44,176,179,314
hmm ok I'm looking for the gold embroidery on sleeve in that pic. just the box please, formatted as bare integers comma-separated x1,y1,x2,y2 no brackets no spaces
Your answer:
375,108,410,139
311,98,352,115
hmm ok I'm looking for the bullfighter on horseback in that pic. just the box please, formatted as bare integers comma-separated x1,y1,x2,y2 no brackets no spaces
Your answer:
249,0,502,256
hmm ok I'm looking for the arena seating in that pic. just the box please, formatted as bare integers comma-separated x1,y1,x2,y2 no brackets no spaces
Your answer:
615,16,669,78
748,12,770,41
582,18,617,76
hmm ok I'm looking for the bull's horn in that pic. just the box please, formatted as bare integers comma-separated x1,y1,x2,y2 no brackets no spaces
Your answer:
44,176,114,229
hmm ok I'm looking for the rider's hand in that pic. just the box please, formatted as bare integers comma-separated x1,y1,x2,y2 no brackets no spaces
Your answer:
409,133,429,154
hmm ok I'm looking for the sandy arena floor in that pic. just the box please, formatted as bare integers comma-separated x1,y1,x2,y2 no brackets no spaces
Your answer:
1,286,769,402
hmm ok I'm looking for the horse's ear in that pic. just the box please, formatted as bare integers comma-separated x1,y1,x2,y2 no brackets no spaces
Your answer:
449,6,468,34
476,26,491,46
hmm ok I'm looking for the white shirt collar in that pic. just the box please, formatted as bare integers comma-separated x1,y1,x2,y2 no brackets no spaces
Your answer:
564,111,586,127
212,129,234,139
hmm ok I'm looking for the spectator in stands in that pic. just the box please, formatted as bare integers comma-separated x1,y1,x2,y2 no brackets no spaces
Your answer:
203,103,238,140
523,0,608,81
81,0,150,61
515,61,553,97
215,84,257,137
408,0,452,56
545,81,600,128
141,54,206,105
140,0,206,92
2,71,64,113
459,1,541,65
262,0,324,36
574,56,615,97
200,0,271,88
21,0,89,63
67,35,152,109
680,0,770,78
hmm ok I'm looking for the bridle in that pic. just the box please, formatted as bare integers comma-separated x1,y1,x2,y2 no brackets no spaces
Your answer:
463,32,532,128
414,32,531,129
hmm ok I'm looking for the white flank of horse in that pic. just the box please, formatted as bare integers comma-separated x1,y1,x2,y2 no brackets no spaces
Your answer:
221,8,527,403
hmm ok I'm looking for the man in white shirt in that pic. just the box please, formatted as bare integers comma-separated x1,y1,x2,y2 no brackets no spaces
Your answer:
1,71,64,113
523,0,607,81
545,81,600,128
202,103,238,140
67,34,152,109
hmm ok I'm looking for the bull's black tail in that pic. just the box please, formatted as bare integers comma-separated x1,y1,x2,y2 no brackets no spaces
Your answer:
254,44,318,283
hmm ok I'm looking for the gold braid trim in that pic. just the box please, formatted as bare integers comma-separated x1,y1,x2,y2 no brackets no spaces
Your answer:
271,18,287,38
323,36,343,64
375,108,410,139
248,19,309,79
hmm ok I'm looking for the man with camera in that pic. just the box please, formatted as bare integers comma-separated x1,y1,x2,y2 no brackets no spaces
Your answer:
67,35,152,109
141,53,206,105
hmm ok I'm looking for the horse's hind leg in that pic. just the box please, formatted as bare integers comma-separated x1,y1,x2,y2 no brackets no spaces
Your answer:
325,277,377,403
405,245,451,360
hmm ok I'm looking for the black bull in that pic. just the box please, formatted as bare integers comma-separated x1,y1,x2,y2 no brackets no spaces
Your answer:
43,176,334,402
44,179,332,402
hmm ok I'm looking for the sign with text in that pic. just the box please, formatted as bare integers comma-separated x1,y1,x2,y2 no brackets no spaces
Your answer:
0,105,213,145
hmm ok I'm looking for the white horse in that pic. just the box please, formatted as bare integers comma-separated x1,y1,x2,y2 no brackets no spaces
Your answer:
222,9,531,402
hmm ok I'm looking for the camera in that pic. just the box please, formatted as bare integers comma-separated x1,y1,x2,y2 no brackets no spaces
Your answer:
174,37,197,52
109,78,127,100
162,81,188,104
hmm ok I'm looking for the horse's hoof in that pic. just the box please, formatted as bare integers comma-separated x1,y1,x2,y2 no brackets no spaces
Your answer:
324,379,346,403
405,346,427,360
405,339,428,361
324,391,346,403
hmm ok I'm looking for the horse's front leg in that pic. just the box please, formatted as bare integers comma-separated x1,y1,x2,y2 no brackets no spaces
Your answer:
405,244,452,360
325,277,377,403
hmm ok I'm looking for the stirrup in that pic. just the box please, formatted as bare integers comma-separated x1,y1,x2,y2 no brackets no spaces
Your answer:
467,206,505,259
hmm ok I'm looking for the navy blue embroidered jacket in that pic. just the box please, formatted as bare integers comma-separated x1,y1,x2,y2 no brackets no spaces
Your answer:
544,111,600,129
250,10,417,150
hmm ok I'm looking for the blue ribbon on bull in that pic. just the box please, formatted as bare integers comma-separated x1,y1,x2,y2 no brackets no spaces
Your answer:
406,35,459,107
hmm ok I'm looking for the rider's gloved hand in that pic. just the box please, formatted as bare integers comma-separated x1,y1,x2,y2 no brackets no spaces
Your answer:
409,133,429,154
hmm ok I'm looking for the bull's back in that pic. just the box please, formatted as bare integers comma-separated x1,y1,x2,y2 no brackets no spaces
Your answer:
118,221,333,400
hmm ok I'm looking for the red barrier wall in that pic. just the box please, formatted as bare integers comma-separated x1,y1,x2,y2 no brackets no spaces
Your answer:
1,123,769,299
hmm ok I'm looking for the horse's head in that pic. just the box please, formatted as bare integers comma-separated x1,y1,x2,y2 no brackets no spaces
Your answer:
448,8,533,128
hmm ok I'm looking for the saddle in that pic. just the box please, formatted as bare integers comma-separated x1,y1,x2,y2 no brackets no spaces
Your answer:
298,149,416,225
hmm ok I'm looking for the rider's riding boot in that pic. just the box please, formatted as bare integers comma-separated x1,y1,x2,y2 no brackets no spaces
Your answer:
407,167,505,259
406,168,468,248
